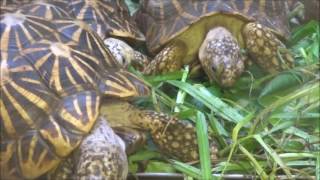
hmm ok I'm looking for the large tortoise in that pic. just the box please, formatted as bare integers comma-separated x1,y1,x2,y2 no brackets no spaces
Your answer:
5,0,153,153
0,10,217,180
6,0,149,69
135,0,295,87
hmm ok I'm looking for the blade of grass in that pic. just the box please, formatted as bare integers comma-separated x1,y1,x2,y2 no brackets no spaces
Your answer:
279,153,317,159
213,161,268,172
285,160,316,167
167,80,244,123
238,145,268,179
271,112,320,119
196,111,214,180
207,114,228,147
174,66,189,112
250,81,319,134
317,152,319,180
144,70,184,83
284,126,319,142
169,160,201,178
220,113,254,179
289,20,319,45
254,135,293,178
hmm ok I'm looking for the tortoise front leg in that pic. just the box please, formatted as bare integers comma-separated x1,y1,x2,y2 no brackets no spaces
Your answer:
143,41,187,75
243,23,294,73
113,127,147,155
101,100,218,162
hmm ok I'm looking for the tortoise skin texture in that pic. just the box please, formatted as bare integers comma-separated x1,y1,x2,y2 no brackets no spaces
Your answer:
136,0,295,87
0,12,148,179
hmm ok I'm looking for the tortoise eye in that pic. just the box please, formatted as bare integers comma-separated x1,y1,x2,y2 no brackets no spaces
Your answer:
211,65,216,72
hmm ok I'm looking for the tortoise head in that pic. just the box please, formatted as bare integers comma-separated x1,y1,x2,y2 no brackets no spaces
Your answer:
199,27,245,87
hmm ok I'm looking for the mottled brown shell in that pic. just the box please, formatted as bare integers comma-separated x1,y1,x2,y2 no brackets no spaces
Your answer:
68,0,145,42
0,12,148,179
136,0,290,53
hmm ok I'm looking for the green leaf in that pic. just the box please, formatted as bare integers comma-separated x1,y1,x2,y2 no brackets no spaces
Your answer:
174,66,189,112
129,150,162,162
145,71,184,84
167,80,245,123
207,114,229,137
254,135,293,178
279,153,317,160
196,111,213,180
213,161,268,172
317,152,320,180
221,113,254,177
284,127,319,143
145,161,176,173
289,20,319,45
282,141,305,152
239,145,268,179
169,160,202,178
250,81,319,134
259,72,302,98
285,160,316,167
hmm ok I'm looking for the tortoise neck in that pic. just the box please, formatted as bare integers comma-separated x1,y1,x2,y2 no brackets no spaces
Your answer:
99,100,171,132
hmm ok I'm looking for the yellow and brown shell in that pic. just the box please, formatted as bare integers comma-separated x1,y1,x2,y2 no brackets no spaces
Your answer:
0,10,148,179
136,0,291,54
67,0,145,42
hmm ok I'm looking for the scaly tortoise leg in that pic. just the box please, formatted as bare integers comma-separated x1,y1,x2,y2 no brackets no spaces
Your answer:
143,41,187,75
101,100,218,162
113,127,147,155
243,23,294,73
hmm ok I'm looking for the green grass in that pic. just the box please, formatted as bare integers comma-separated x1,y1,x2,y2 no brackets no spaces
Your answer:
128,20,319,180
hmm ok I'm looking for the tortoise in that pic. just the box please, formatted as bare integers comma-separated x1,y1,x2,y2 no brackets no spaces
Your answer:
6,0,149,69
0,11,217,179
9,0,155,151
135,0,295,87
66,0,150,69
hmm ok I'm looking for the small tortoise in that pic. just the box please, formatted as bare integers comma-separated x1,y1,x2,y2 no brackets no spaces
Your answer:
135,0,295,87
66,0,149,70
0,10,217,180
